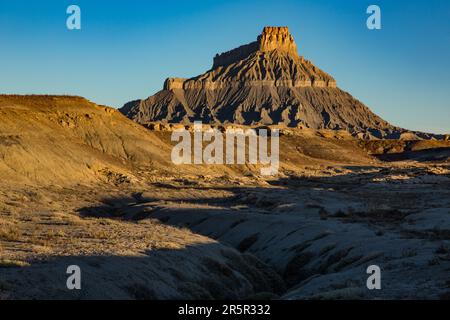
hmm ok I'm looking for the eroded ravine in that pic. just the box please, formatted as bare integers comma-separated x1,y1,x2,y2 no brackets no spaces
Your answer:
111,170,450,299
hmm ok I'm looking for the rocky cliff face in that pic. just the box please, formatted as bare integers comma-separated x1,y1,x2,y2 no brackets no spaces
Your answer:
121,27,414,138
213,26,298,68
160,26,336,91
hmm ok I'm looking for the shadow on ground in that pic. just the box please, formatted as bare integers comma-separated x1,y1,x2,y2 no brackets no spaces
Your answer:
0,241,285,300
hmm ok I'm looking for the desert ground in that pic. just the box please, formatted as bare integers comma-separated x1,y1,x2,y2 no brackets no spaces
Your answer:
1,95,449,299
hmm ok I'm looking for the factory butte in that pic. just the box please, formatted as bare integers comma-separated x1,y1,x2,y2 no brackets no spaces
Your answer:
121,27,432,139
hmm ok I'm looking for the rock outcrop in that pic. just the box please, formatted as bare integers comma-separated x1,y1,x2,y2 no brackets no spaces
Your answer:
120,27,439,139
213,26,298,68
158,27,336,91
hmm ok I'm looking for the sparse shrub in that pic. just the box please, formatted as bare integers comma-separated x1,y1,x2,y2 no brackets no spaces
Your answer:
428,257,440,266
237,233,259,252
289,242,311,253
178,282,213,300
0,226,20,241
318,247,354,274
202,257,233,277
334,254,363,272
319,208,329,220
89,229,109,239
255,196,277,208
0,259,30,268
241,253,286,294
333,210,347,218
319,244,336,255
436,244,449,255
401,248,418,258
439,292,450,300
220,249,285,294
202,278,237,300
0,280,10,291
312,287,364,300
245,292,279,300
312,231,331,241
46,229,66,239
125,283,157,300
306,204,323,209
283,252,314,285
229,219,246,229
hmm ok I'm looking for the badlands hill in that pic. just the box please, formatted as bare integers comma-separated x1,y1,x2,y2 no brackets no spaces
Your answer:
1,94,447,187
1,94,450,299
0,95,385,187
121,27,439,139
0,95,173,185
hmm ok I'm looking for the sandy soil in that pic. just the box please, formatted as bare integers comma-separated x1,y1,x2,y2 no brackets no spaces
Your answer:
1,160,449,299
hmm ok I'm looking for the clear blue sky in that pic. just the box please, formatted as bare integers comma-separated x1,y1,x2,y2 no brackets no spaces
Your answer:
1,0,449,133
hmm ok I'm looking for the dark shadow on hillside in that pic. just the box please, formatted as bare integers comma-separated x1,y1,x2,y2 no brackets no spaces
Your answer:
374,147,450,162
78,164,447,223
72,169,450,298
0,241,284,300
